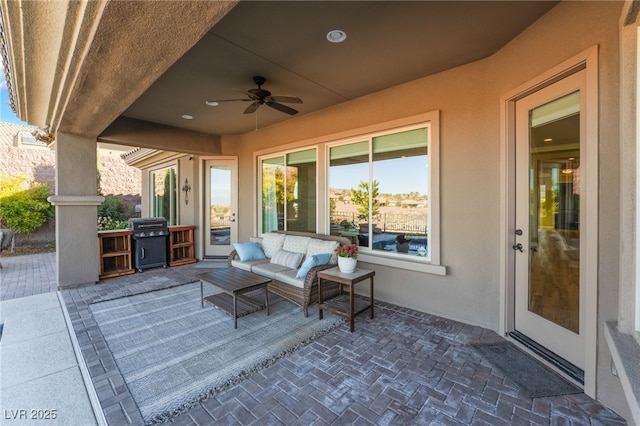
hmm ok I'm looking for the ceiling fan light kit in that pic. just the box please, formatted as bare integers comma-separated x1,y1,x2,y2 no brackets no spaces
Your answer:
205,76,303,116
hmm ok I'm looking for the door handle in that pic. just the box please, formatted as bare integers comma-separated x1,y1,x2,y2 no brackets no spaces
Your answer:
512,243,523,252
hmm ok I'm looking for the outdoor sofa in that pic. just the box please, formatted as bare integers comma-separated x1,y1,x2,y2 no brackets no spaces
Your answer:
227,230,351,316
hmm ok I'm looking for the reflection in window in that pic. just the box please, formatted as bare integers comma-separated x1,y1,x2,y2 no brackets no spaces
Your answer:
330,127,429,259
260,149,317,233
150,166,177,225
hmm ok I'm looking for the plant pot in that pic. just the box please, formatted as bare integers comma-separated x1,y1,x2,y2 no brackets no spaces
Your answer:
338,256,357,273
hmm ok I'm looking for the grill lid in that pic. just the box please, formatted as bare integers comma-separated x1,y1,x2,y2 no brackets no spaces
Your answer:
129,217,168,237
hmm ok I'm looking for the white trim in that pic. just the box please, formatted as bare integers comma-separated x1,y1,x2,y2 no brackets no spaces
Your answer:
48,195,104,206
499,46,598,397
253,111,438,157
256,147,319,236
198,155,237,259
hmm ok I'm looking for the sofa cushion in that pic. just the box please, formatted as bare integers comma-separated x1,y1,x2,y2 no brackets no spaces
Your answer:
251,262,291,279
282,235,312,255
296,253,332,279
274,269,305,289
306,239,340,264
270,249,304,269
233,242,267,262
261,232,286,258
231,258,270,272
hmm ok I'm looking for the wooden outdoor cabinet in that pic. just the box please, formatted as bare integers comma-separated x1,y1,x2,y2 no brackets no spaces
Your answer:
168,225,196,266
98,229,134,279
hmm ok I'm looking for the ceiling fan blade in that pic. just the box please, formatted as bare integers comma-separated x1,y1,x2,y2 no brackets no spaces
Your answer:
205,98,251,106
270,96,303,104
244,102,260,114
266,101,298,115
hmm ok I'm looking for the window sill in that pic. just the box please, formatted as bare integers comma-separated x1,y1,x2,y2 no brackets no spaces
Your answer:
604,321,640,425
358,252,447,275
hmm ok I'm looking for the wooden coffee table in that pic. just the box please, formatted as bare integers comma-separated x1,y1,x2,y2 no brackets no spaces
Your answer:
198,269,271,328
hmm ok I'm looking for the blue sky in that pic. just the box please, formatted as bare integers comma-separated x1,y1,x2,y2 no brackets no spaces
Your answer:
331,156,428,196
0,64,29,125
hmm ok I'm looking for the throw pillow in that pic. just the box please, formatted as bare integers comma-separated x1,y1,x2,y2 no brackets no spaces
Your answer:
296,253,332,279
233,242,267,262
282,235,312,254
261,232,286,258
306,239,340,263
270,249,304,269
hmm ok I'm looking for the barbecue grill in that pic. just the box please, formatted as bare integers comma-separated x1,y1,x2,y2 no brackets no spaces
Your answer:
129,217,168,272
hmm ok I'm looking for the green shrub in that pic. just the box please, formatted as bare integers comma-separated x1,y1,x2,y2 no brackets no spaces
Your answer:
0,177,54,234
98,195,135,222
97,216,129,231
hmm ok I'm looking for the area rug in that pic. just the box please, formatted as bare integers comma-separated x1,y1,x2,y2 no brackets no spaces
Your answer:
89,282,342,425
471,342,581,398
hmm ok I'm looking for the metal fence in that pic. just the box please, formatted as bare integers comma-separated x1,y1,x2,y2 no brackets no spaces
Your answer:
211,210,428,234
331,211,427,234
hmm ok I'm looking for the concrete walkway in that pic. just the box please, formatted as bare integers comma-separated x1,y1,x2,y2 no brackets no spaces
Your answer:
0,254,105,425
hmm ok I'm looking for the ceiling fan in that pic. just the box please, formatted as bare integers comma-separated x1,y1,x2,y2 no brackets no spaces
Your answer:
205,76,303,115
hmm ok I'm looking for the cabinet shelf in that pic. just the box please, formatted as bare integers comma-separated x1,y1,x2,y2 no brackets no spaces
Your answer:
169,225,196,267
98,230,134,279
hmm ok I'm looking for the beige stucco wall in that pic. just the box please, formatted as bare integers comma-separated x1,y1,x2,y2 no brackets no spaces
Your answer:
223,0,620,325
218,1,626,413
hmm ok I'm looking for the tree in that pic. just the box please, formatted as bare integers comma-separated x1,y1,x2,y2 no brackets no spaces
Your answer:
351,180,380,222
0,175,54,234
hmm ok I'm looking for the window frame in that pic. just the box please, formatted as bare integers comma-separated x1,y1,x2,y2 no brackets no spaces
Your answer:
149,162,178,225
257,147,318,234
325,117,443,275
253,110,444,275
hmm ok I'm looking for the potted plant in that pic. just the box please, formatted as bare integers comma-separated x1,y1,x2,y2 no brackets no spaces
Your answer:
336,243,358,273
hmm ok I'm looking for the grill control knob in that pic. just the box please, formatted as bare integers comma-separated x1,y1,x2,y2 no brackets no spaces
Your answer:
140,232,146,237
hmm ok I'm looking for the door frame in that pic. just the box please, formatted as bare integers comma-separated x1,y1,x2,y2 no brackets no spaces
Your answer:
199,156,238,258
499,46,598,397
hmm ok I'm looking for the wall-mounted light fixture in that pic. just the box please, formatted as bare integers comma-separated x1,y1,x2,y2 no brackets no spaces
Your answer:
31,124,55,144
182,178,192,205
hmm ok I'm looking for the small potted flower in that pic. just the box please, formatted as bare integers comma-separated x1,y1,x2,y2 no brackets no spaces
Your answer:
336,243,358,273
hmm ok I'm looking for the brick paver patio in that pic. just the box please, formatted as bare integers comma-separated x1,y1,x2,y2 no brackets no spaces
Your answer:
0,254,627,425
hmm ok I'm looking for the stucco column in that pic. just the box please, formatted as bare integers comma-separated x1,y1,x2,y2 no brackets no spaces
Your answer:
48,132,104,288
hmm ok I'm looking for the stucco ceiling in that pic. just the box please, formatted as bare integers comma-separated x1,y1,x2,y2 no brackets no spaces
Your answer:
123,1,558,136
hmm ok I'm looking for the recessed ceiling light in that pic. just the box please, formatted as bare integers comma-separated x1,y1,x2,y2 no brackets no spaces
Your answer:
205,101,219,107
326,30,346,43
181,114,193,120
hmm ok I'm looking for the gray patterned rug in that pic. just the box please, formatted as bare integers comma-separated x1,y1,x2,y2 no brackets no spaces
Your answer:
89,282,342,425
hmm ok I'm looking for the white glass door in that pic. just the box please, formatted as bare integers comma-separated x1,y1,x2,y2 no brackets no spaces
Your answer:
514,70,585,369
204,159,237,257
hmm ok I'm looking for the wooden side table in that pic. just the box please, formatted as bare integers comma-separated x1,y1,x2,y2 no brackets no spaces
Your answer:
318,266,375,332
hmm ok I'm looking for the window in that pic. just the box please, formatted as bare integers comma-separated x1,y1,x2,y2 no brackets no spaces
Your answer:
256,112,441,272
13,130,47,148
329,126,430,260
260,148,317,233
150,165,177,225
